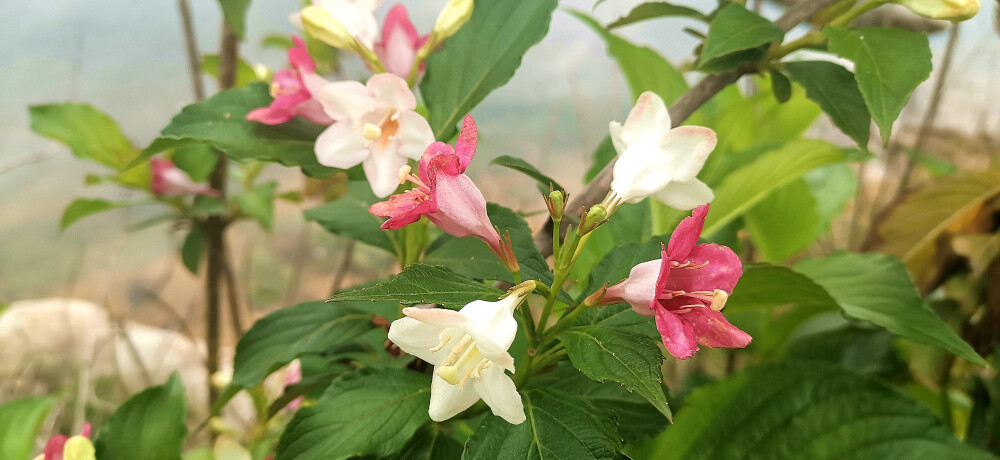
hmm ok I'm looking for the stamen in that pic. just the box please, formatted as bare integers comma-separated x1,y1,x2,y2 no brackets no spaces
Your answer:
398,165,412,185
363,123,382,141
709,289,728,311
440,336,473,367
437,336,480,385
429,334,451,352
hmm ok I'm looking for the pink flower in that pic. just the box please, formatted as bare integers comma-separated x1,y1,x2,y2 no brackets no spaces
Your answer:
151,158,219,197
374,5,429,79
604,205,750,360
370,115,517,271
38,424,92,460
247,36,333,125
284,360,304,412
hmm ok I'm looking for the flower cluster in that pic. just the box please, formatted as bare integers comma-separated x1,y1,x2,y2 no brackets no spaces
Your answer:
35,424,94,460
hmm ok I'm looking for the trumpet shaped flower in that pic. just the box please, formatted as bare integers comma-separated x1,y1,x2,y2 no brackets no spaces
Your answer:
387,282,534,424
604,205,750,359
313,73,433,197
369,115,516,270
34,424,94,460
247,36,333,125
151,158,219,197
607,91,717,210
374,5,429,79
295,0,381,51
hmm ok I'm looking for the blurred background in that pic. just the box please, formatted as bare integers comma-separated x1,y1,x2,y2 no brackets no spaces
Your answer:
1,0,998,441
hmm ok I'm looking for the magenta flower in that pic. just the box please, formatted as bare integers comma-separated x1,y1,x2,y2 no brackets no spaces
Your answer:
37,423,92,460
151,158,219,197
247,36,333,125
604,205,750,360
370,115,517,271
374,5,429,79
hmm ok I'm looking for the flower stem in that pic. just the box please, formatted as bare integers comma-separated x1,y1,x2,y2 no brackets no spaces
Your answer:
551,217,561,257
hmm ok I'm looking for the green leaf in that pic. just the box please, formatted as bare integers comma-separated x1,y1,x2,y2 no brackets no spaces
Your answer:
276,368,431,460
608,2,706,28
823,27,932,143
329,264,504,309
94,373,188,460
795,252,985,365
571,303,658,338
231,301,376,389
389,425,463,460
700,4,783,68
585,236,667,299
744,179,820,262
171,143,218,183
421,0,558,140
785,325,905,379
262,34,294,49
571,203,654,292
235,182,276,229
490,155,563,195
785,61,871,148
217,0,252,38
462,387,626,459
703,139,844,236
61,198,146,230
570,10,688,103
558,325,671,418
638,362,993,460
769,70,792,103
803,163,856,237
584,136,616,184
181,227,204,274
0,396,54,460
189,195,228,217
140,83,334,178
303,181,398,254
201,54,258,88
29,104,140,172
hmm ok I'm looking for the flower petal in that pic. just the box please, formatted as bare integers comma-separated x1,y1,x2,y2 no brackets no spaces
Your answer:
472,364,526,424
294,99,336,125
652,177,713,211
316,81,373,121
621,91,671,147
458,300,518,362
247,92,310,125
654,308,698,360
666,204,710,262
428,373,480,421
402,306,470,330
314,122,369,169
608,120,626,153
288,36,316,74
665,243,743,294
661,126,717,182
428,172,501,246
387,316,448,365
683,307,752,349
363,146,409,197
454,115,478,172
610,136,673,203
370,190,436,229
393,110,434,160
605,259,660,316
368,73,416,111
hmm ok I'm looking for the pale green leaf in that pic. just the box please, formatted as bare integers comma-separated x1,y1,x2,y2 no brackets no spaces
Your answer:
0,396,54,460
201,54,258,88
700,4,783,69
490,155,563,195
94,373,188,460
235,182,276,229
608,2,706,28
744,179,820,262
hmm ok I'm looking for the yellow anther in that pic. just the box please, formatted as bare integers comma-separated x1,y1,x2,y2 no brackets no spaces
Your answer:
710,289,728,311
398,165,412,185
363,123,382,141
429,334,451,353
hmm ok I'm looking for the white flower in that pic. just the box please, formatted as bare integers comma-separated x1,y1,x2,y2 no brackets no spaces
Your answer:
896,0,979,21
387,282,535,424
293,0,381,51
314,73,434,197
608,91,717,209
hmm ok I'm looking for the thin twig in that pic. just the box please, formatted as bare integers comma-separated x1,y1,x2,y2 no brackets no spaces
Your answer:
177,0,205,101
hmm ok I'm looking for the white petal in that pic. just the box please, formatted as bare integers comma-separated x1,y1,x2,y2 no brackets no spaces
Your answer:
618,259,660,316
314,122,369,168
458,300,518,362
363,146,408,197
472,364,525,424
653,177,714,210
609,121,626,153
661,126,717,182
300,72,329,98
387,317,447,365
393,111,434,160
316,81,373,121
610,136,671,203
368,73,416,111
428,373,480,421
403,306,470,329
621,92,671,147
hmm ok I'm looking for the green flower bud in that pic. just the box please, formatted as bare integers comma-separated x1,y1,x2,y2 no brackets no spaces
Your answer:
896,0,979,21
579,204,609,235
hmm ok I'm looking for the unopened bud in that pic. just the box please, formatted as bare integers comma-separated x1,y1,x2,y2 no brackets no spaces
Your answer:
210,369,233,390
301,6,357,51
546,188,566,221
896,0,979,21
578,204,609,235
425,0,474,52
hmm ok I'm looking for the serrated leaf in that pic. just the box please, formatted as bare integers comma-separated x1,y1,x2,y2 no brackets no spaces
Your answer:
421,0,557,140
218,0,252,38
181,227,204,274
329,264,504,309
139,83,335,178
636,362,993,460
558,325,670,419
785,60,871,148
572,304,658,338
235,182,276,229
0,396,54,460
276,368,431,460
304,181,398,254
796,252,985,365
570,10,688,104
744,179,820,262
490,155,563,195
824,27,932,143
700,4,783,68
462,387,627,459
608,2,706,28
230,301,376,389
94,373,188,460
703,139,844,236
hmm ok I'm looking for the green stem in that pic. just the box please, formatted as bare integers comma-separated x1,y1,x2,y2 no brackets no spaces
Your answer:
769,31,825,60
531,347,567,372
829,0,886,27
536,269,570,338
542,304,589,342
551,217,561,258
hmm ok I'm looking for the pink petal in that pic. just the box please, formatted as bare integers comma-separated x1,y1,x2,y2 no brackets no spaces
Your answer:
247,92,311,125
606,259,660,316
427,172,500,248
377,5,421,78
294,99,335,125
381,5,420,47
654,308,698,360
288,36,316,74
367,73,415,111
666,204,709,261
418,142,456,181
454,115,477,172
653,244,671,309
79,423,91,439
664,243,743,294
272,69,303,93
682,307,752,349
370,189,437,229
43,435,68,460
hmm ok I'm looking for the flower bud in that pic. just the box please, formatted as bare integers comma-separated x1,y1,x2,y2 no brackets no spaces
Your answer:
301,6,357,51
578,204,609,235
424,0,474,52
895,0,979,21
583,283,610,307
546,188,566,221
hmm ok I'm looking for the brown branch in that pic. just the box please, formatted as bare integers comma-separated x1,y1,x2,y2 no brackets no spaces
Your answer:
176,0,205,101
534,0,840,256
